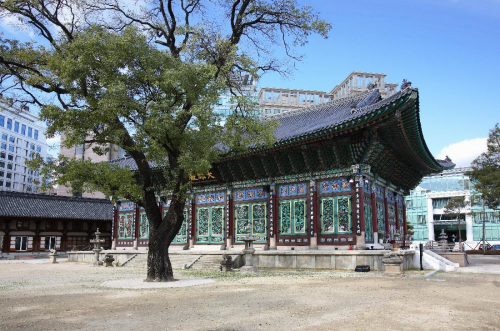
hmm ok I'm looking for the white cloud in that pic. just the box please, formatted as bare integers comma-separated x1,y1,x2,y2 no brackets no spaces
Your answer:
437,138,487,168
0,15,35,38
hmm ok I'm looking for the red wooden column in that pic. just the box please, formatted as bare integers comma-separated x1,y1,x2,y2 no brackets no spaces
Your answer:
269,184,277,249
357,176,365,234
113,205,118,240
190,196,196,247
371,183,377,237
384,189,390,235
403,203,408,238
134,204,140,249
395,200,400,233
227,188,234,246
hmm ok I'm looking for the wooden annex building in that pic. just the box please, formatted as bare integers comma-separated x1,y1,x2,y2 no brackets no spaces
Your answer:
0,192,113,253
112,82,455,251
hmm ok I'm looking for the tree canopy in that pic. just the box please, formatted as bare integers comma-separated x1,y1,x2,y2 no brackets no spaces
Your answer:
0,0,331,281
467,124,500,210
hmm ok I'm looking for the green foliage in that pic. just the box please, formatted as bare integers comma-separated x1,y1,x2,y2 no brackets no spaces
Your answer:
443,196,471,220
467,124,500,210
0,0,331,280
406,223,414,236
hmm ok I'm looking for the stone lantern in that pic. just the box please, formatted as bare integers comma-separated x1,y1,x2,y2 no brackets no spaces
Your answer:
90,228,105,266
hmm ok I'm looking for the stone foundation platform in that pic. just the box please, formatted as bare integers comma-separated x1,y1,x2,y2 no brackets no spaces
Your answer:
68,249,415,271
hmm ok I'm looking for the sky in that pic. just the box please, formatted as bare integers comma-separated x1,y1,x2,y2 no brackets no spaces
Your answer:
1,0,499,167
258,0,500,168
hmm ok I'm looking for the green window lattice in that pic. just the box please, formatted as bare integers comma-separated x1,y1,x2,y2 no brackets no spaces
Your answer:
320,196,352,234
235,203,267,243
279,199,307,235
196,206,224,243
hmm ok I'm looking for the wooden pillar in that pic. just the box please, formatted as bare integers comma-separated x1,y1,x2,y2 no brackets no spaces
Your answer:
134,205,140,249
403,203,408,238
354,175,365,247
33,221,41,252
227,187,233,247
190,197,196,248
371,184,377,240
395,201,400,232
309,179,317,249
269,184,277,250
62,221,69,252
112,205,118,249
384,190,390,235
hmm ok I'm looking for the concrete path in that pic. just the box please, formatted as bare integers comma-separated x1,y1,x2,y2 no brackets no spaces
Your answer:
457,255,500,274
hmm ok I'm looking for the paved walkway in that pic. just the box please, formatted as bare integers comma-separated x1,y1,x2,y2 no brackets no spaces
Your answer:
457,255,500,274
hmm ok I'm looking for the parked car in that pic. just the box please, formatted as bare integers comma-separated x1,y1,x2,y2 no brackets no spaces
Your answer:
479,244,492,250
491,244,500,250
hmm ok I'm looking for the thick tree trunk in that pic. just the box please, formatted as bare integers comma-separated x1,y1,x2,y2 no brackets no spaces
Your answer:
145,188,186,282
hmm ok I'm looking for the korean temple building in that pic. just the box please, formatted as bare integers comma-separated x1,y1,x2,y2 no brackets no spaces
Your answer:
112,81,455,251
0,192,113,253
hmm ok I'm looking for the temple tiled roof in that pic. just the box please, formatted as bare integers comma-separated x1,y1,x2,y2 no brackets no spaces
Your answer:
106,85,455,187
271,90,379,143
0,192,113,221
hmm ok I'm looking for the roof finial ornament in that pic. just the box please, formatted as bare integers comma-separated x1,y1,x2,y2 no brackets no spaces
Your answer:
445,155,451,162
401,79,412,90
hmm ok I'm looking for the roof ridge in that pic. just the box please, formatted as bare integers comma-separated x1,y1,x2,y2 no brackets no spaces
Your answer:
0,191,111,203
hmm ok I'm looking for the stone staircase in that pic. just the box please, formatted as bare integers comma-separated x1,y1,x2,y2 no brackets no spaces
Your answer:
122,253,202,269
190,255,224,271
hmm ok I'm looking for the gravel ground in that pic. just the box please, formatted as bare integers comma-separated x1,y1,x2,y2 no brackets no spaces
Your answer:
0,262,499,331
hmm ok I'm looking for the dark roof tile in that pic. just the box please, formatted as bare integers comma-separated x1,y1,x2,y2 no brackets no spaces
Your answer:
0,192,113,221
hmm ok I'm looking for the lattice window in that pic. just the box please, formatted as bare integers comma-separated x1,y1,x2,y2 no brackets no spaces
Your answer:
320,196,351,234
364,204,373,242
279,199,307,235
376,201,385,233
118,213,134,239
235,203,267,243
196,206,224,243
139,212,149,239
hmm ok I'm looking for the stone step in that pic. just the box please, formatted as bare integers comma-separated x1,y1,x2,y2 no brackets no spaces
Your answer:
191,255,224,270
123,254,199,269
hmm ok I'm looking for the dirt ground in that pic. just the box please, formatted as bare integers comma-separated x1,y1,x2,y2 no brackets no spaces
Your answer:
0,261,499,331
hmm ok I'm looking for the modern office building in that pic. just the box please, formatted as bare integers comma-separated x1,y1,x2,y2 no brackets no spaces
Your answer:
55,135,126,198
260,72,398,117
328,72,398,101
259,87,331,116
213,73,260,121
405,167,500,246
0,99,47,193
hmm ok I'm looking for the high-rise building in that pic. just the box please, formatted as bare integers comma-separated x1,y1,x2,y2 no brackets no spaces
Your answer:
0,99,47,193
213,73,260,121
55,137,126,198
259,71,398,117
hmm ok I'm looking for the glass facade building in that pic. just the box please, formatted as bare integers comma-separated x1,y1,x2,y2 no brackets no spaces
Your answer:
405,167,500,245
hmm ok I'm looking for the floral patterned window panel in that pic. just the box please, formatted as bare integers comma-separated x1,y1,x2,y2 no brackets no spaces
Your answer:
234,203,267,243
320,196,351,234
118,213,134,239
279,199,307,235
376,200,386,234
196,206,224,244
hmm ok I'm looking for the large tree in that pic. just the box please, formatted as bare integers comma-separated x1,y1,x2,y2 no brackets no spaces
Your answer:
0,0,331,281
467,124,500,210
443,196,470,244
